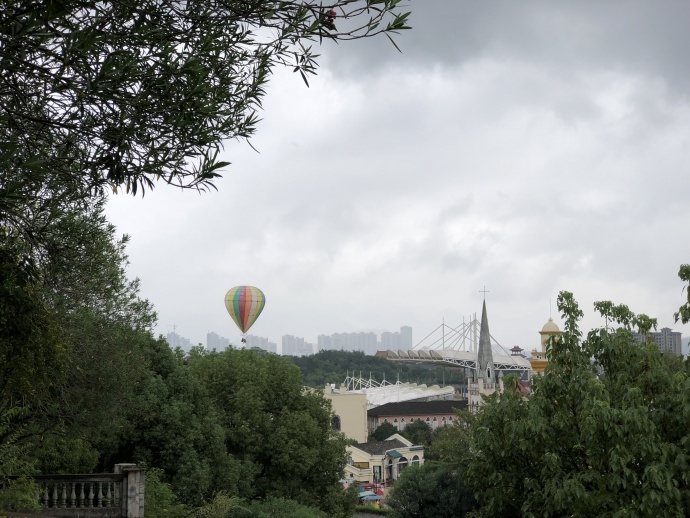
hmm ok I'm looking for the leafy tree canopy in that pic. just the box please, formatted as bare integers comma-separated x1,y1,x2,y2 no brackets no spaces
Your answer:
387,461,476,518
465,291,690,517
186,348,354,516
675,263,690,324
399,419,432,446
288,350,467,388
370,422,396,442
1,0,410,197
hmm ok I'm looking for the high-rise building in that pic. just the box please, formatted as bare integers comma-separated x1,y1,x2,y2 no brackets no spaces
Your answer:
317,327,412,354
245,334,277,354
282,335,315,356
381,331,401,350
400,326,413,349
166,331,193,351
206,331,230,350
318,334,334,351
633,327,682,356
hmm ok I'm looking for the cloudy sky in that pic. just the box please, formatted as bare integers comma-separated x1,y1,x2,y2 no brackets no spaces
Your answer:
106,1,690,353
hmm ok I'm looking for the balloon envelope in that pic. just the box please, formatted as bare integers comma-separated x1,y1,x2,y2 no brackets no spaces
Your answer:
224,286,266,334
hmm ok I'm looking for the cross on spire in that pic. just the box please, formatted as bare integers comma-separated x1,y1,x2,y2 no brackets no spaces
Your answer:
479,286,490,300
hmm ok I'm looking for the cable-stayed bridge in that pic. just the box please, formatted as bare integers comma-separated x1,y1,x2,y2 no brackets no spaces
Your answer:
376,315,531,378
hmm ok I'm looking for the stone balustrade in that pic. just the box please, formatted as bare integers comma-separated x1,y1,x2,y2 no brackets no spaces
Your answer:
3,464,144,518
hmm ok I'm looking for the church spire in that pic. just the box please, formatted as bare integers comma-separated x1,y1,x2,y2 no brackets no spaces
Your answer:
477,299,495,386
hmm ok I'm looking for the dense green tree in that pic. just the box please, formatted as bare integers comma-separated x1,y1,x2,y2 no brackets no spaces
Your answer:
424,420,472,463
1,3,414,512
387,461,476,518
466,291,690,517
1,0,409,197
143,467,189,518
1,199,157,496
104,338,250,507
399,420,432,446
228,496,327,518
370,422,397,442
188,348,354,517
288,350,467,388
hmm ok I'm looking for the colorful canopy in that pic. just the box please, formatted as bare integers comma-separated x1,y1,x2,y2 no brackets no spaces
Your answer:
224,286,266,334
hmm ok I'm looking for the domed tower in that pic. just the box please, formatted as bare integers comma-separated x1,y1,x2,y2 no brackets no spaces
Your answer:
539,318,561,351
531,318,562,375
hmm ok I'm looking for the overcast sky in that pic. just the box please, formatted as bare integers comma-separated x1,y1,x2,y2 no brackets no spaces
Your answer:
106,1,690,354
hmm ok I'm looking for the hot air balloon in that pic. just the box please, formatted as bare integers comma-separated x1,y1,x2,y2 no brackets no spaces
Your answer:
224,286,266,343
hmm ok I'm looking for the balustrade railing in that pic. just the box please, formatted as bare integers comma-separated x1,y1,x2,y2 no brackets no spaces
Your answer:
3,464,144,518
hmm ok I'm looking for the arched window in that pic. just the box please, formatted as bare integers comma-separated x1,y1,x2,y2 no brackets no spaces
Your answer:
400,418,406,430
393,418,398,430
398,456,408,474
442,416,447,427
331,415,341,431
384,418,388,424
411,455,420,466
449,416,453,423
425,417,430,424
432,416,438,429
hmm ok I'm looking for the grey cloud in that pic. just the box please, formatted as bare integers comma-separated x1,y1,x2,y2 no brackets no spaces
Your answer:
326,1,690,98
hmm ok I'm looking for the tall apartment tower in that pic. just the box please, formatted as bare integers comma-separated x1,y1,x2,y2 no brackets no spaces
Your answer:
633,327,682,356
207,331,230,350
282,335,315,356
652,327,682,356
400,326,413,349
245,334,277,354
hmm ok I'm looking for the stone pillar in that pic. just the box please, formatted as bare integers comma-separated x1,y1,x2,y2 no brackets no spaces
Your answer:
115,464,145,518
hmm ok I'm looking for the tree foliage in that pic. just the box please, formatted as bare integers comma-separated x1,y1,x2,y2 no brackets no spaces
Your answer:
370,422,397,442
1,0,410,196
187,348,353,516
228,496,327,518
1,1,413,513
675,264,690,324
387,461,476,518
288,350,467,388
465,291,690,517
399,420,432,446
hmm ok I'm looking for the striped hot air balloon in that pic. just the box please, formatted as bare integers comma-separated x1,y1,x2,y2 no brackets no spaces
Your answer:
224,286,266,342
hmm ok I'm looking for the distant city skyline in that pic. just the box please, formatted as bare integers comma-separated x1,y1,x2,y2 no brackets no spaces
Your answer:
167,324,690,358
165,325,414,355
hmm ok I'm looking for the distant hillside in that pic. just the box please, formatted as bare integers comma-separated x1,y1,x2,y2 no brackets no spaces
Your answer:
285,350,466,388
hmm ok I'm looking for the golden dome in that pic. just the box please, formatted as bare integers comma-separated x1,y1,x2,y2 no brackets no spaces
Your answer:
540,318,560,334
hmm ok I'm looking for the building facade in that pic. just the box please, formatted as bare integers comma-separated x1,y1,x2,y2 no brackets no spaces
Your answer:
323,384,369,444
281,334,315,356
633,327,682,356
367,400,468,433
530,318,562,375
345,434,424,484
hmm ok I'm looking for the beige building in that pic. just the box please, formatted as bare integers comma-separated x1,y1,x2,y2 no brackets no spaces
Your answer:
323,384,369,443
530,318,562,375
345,434,424,484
